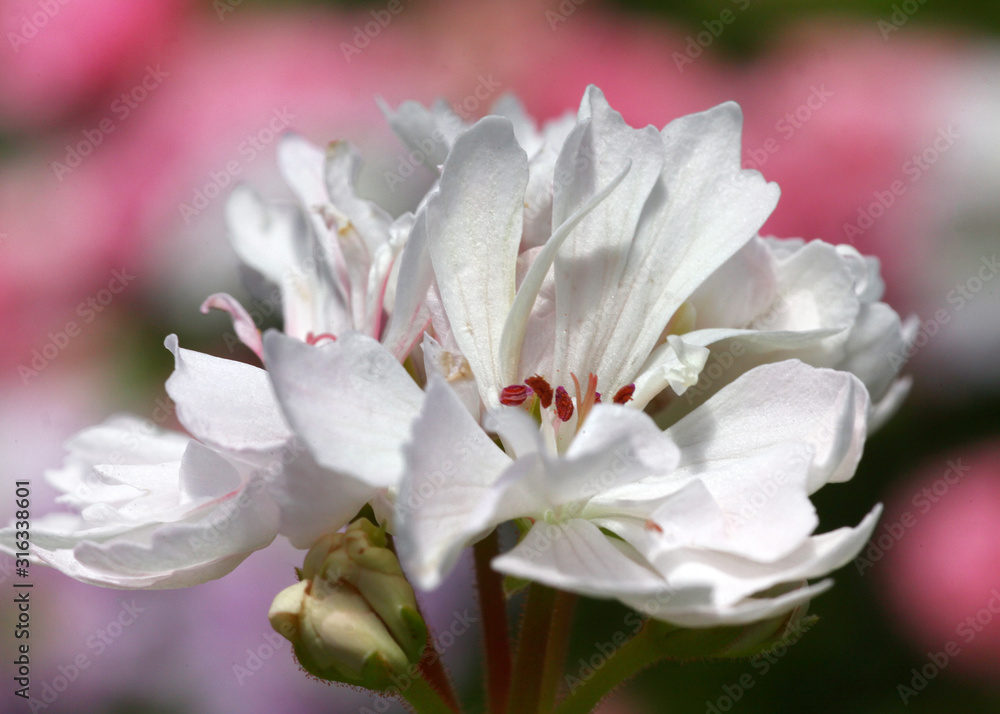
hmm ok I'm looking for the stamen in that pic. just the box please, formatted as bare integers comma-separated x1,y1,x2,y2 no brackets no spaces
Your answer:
500,384,533,406
525,375,554,408
645,519,664,534
573,373,600,426
554,386,574,422
612,384,635,405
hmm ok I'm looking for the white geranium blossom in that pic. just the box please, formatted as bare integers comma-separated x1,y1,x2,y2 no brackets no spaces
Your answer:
381,86,887,625
4,84,905,636
0,415,279,588
212,134,430,361
386,92,912,426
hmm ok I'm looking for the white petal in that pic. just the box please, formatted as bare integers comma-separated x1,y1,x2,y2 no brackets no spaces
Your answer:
259,443,374,549
263,330,423,488
500,159,632,383
427,116,529,407
421,334,481,418
45,416,189,509
324,140,394,260
381,209,433,361
491,95,541,154
164,335,292,451
225,183,304,284
560,101,779,393
394,377,512,590
625,580,833,628
688,236,778,330
491,518,667,598
551,404,681,505
666,360,870,493
631,335,711,408
379,97,462,172
643,442,819,563
2,446,280,589
550,87,665,391
225,183,349,339
642,506,881,611
837,302,907,403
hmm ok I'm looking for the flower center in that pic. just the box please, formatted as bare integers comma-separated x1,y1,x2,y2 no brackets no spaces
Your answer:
499,373,634,426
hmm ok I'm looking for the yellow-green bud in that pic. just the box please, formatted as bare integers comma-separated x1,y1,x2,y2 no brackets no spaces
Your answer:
268,518,427,690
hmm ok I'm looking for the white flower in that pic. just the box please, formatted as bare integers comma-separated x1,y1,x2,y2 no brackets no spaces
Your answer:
212,134,431,361
387,91,911,424
384,85,884,626
0,415,279,588
6,84,904,628
163,334,374,550
666,235,914,430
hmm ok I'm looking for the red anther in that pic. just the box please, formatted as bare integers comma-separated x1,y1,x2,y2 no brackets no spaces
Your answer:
554,386,574,422
500,384,533,406
612,384,635,404
645,519,664,534
525,375,554,408
305,332,338,345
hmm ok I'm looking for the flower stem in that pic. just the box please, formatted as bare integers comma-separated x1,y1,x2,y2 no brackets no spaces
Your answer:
400,676,460,714
474,529,512,713
506,582,557,714
539,591,577,714
552,624,667,714
418,630,461,712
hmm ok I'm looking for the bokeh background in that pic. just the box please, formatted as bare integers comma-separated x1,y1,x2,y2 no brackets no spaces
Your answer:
2,0,999,712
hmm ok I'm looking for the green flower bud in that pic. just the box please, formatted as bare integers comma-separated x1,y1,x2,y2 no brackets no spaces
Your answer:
268,518,427,690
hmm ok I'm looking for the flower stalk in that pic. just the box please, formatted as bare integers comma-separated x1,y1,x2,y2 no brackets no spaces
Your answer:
474,530,513,714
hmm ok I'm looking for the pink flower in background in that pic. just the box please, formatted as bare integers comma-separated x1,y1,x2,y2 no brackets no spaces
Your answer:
0,0,191,129
877,442,1000,681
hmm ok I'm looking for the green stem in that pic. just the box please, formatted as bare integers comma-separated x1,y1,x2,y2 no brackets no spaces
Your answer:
474,530,512,713
539,591,577,714
552,624,667,714
507,583,558,714
399,676,459,714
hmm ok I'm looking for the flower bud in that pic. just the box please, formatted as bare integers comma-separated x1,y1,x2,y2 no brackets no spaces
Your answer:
268,518,427,690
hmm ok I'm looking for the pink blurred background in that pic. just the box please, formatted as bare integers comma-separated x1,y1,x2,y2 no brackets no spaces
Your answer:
3,0,1000,711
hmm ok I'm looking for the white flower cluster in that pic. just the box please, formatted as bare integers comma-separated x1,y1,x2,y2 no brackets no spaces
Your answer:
2,86,912,627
